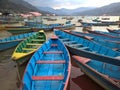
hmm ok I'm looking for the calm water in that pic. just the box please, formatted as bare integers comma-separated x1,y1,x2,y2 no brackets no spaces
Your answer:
0,16,120,90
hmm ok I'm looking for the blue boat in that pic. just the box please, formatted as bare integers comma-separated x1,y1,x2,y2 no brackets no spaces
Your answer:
0,32,36,51
81,21,109,26
70,31,120,51
54,30,120,66
72,55,120,90
87,30,120,38
21,36,71,90
107,28,120,34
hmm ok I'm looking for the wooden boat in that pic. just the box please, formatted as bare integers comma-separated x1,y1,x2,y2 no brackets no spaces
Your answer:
0,32,35,51
21,36,71,90
87,30,120,38
11,30,46,65
70,31,120,51
107,28,120,34
6,27,33,34
54,29,120,66
81,21,109,26
72,55,120,90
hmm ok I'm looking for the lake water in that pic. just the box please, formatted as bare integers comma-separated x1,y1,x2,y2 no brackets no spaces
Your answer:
0,16,120,90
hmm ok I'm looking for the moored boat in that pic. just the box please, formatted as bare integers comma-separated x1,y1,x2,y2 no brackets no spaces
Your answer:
107,28,120,34
87,30,120,38
0,32,35,51
11,30,46,65
21,36,71,90
72,55,120,90
54,29,120,66
70,31,120,51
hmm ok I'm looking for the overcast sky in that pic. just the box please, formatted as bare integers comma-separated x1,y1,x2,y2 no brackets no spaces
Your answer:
24,0,120,9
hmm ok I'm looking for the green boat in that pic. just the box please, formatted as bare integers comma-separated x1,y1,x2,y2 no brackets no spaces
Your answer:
6,27,33,34
11,30,46,65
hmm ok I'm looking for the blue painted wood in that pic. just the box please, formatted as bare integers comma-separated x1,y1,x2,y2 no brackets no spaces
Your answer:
54,30,120,66
107,28,120,34
72,55,120,90
70,31,120,51
21,37,71,90
0,32,36,51
88,30,120,38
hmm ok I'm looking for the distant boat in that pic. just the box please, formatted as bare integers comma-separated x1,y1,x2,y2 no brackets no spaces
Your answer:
0,32,35,51
81,21,109,26
12,30,46,65
72,55,120,90
21,36,71,90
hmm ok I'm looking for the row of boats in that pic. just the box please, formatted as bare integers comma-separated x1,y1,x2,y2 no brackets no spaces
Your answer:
0,26,120,89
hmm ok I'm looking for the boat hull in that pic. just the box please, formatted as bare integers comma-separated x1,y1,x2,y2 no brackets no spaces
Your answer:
72,56,120,90
0,40,21,51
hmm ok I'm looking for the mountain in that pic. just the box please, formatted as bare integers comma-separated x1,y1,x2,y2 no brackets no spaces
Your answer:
76,2,120,16
37,7,95,15
0,0,48,14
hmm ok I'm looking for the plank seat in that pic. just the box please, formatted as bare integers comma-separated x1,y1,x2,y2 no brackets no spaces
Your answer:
77,47,89,50
38,36,43,38
36,60,65,64
32,39,45,42
43,51,63,54
64,41,76,44
51,44,58,46
32,76,64,80
26,43,42,46
22,48,37,51
70,44,82,47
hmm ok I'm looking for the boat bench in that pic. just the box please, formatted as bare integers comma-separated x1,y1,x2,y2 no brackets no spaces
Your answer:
32,39,45,42
36,60,65,64
32,76,64,80
64,41,76,44
26,43,42,46
51,44,58,46
22,48,37,51
43,51,63,54
70,44,83,47
77,47,89,50
38,36,43,38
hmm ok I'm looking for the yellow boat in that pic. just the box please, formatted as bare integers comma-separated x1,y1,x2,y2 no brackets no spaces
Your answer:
11,30,46,65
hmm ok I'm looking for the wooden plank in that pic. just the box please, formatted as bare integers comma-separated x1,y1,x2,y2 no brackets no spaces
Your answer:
36,60,65,64
26,43,42,46
66,45,120,66
32,76,64,80
43,51,63,54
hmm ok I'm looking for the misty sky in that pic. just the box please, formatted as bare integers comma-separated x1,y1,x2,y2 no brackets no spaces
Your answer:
24,0,120,9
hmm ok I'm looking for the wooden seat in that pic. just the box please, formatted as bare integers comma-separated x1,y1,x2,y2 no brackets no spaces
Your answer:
78,47,89,50
51,44,58,46
32,76,64,80
36,60,65,64
32,39,45,42
64,41,76,44
26,43,42,46
43,51,63,54
38,36,43,38
22,48,37,51
70,44,82,47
